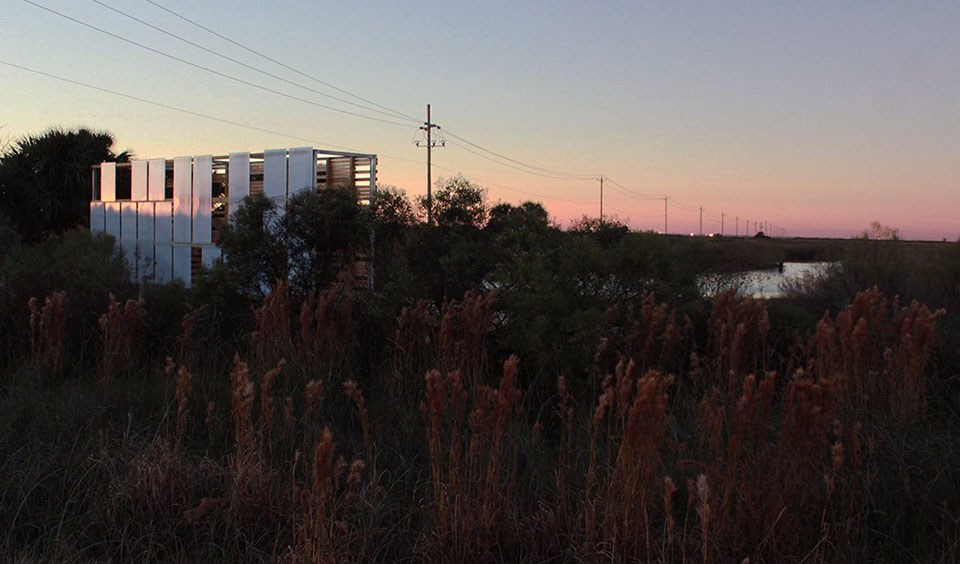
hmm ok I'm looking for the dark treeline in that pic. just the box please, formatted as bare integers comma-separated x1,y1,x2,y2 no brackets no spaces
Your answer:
1,129,959,562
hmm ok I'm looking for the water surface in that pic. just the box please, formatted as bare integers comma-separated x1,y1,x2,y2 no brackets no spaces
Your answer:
699,262,835,299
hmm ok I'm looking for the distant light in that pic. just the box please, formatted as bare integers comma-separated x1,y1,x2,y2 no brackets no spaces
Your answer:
708,233,714,237
689,232,695,237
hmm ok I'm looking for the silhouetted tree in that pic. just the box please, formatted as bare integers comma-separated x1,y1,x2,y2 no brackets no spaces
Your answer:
0,127,130,242
217,187,369,299
417,174,488,228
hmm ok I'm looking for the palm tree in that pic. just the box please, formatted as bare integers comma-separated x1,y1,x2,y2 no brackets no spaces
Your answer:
0,127,131,243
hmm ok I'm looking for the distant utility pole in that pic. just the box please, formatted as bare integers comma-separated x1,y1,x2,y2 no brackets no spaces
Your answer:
663,196,668,234
721,212,725,236
699,206,703,236
736,216,739,237
417,104,443,224
599,176,604,224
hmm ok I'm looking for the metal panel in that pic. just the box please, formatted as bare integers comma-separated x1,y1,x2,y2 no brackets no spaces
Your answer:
154,201,173,284
173,245,192,288
288,147,315,196
120,203,138,280
201,245,222,269
173,156,192,243
148,158,166,201
137,202,155,281
100,162,116,202
131,160,148,201
228,152,250,218
263,148,288,207
192,155,213,244
370,155,378,202
104,202,121,240
90,202,105,234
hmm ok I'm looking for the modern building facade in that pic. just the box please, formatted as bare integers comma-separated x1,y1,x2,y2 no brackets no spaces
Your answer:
89,147,376,287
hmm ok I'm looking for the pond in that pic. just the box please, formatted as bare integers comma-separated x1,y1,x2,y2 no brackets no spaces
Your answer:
699,262,836,299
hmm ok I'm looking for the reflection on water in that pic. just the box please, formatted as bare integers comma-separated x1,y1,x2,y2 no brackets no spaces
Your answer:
699,262,835,299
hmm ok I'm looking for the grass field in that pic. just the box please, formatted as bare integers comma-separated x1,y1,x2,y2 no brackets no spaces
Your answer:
2,273,957,562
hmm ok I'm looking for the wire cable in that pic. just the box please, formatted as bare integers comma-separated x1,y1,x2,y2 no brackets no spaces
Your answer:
443,130,597,179
142,0,420,123
430,163,596,204
0,58,429,167
602,177,663,200
669,197,697,211
445,139,599,182
87,0,421,124
22,0,414,128
0,57,599,209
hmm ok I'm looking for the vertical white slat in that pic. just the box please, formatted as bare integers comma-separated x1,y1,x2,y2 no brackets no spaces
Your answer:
173,156,192,243
192,155,213,244
263,148,288,209
148,158,166,201
154,201,174,284
367,155,378,290
120,203,138,280
104,202,121,241
287,147,315,197
131,160,148,201
173,245,192,288
201,245,222,269
101,162,116,202
137,202,155,281
228,151,250,219
89,202,105,235
369,155,378,202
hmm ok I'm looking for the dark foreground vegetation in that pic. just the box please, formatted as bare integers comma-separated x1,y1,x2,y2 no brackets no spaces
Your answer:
1,131,959,562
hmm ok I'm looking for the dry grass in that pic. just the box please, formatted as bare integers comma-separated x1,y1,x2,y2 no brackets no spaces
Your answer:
27,291,68,375
97,293,145,380
2,286,955,563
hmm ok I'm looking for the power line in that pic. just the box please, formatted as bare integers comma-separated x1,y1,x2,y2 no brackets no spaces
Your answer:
0,58,600,209
431,163,595,204
669,198,697,211
445,139,598,181
87,0,605,194
22,0,414,128
67,0,611,207
0,58,428,167
87,0,421,124
602,176,664,200
15,0,772,229
2,57,599,209
143,0,420,123
443,130,596,179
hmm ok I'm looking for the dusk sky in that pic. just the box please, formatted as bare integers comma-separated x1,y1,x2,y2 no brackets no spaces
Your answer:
2,0,958,239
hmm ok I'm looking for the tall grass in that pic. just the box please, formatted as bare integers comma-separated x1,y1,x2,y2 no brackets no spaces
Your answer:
0,285,956,562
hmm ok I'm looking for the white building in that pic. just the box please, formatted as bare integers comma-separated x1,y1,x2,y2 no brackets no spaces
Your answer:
89,147,376,288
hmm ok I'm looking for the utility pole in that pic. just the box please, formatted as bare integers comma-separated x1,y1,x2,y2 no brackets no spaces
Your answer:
721,212,725,236
417,104,443,224
663,196,668,234
599,176,604,224
736,216,739,237
699,206,703,236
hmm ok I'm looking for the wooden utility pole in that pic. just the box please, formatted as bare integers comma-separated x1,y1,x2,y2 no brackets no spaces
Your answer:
664,196,668,234
599,176,604,224
418,104,443,224
721,212,725,236
699,206,703,236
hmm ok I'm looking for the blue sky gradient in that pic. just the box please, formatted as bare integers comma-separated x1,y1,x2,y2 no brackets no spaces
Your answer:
2,0,958,238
